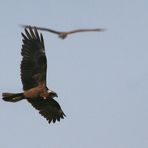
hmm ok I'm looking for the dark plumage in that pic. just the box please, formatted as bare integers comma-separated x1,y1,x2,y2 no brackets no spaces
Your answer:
2,26,65,124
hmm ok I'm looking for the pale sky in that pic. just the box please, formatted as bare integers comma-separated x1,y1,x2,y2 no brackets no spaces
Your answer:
0,0,148,148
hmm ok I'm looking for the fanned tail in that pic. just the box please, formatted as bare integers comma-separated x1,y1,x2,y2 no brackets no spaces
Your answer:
2,93,25,102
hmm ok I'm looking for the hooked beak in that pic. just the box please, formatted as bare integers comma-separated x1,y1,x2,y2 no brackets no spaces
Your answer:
53,92,58,97
48,89,58,98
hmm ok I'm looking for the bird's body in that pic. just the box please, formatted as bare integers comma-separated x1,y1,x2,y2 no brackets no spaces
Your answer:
24,83,48,98
2,27,65,124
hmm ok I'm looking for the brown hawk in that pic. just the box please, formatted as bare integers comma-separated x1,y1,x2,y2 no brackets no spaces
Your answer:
2,26,65,124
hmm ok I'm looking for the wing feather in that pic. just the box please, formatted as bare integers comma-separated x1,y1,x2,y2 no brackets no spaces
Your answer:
27,97,66,124
21,26,47,90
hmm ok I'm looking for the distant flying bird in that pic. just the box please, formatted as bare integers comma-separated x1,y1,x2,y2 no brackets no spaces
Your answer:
22,25,106,39
2,26,65,124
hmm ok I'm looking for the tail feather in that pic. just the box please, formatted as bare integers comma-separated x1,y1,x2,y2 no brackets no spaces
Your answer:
2,93,24,102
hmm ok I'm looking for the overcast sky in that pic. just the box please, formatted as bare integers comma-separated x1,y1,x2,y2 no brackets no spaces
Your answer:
0,0,148,148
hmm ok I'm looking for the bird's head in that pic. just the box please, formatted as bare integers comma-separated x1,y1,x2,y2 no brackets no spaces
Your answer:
48,90,58,98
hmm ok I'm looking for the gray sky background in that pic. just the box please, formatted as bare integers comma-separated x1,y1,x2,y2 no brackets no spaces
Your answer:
0,0,148,148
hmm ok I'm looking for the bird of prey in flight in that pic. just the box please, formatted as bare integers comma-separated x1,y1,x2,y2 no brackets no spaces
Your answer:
2,26,65,124
22,25,106,39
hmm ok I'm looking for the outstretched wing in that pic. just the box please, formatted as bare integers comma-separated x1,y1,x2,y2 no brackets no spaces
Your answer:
27,97,66,123
21,26,47,90
22,25,106,39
